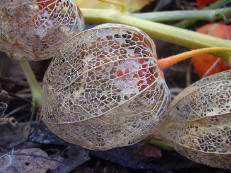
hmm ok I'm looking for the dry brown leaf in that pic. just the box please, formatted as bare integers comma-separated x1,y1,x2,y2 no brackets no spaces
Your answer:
0,148,60,173
75,0,155,12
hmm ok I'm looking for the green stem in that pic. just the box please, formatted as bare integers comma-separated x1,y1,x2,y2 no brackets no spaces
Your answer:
148,139,173,151
176,0,231,28
203,0,231,9
133,8,231,22
81,8,231,63
19,60,42,107
176,19,197,28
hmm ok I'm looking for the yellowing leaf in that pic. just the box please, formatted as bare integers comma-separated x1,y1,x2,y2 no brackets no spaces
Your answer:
75,0,155,12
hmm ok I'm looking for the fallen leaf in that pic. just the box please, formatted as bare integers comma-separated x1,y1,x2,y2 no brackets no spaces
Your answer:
192,23,231,78
51,146,89,173
0,148,60,173
0,122,30,148
197,0,218,9
75,0,155,12
90,142,197,171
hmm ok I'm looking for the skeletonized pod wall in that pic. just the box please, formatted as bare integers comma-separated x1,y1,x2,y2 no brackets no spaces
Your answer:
159,70,231,169
42,23,171,150
0,0,84,61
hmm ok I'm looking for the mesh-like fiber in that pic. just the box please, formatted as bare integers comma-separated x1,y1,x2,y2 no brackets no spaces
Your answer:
160,70,231,169
0,0,84,60
42,24,171,150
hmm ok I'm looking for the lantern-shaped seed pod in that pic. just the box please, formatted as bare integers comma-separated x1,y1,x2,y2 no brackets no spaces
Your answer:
0,0,84,61
42,23,171,150
159,70,231,169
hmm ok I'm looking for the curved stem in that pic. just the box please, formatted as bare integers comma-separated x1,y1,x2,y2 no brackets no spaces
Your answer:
81,8,231,63
19,60,42,108
158,47,231,70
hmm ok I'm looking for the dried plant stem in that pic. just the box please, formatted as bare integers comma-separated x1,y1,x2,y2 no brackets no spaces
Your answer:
18,60,42,107
133,7,231,22
81,8,231,63
158,47,231,70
